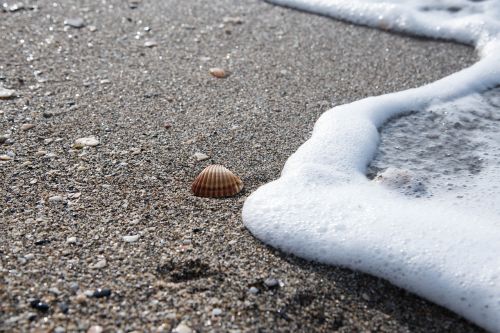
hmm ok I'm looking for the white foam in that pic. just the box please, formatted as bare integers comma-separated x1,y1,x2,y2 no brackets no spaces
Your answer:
243,0,500,331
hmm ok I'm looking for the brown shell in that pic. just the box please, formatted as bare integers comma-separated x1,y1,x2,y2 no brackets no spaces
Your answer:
192,164,243,198
209,67,228,78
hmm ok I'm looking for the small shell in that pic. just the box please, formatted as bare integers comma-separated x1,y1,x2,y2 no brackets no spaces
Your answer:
209,67,229,78
192,164,243,198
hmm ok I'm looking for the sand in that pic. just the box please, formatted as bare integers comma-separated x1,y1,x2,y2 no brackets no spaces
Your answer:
0,0,484,332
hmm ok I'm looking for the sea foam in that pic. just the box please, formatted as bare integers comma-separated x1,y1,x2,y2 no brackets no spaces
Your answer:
243,0,500,331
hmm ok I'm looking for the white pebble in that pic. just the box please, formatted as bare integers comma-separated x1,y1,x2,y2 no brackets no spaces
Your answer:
91,259,107,269
66,237,77,244
74,136,99,147
193,152,209,161
122,235,140,243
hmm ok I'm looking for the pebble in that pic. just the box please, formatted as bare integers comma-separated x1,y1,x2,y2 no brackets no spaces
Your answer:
222,16,244,24
0,87,16,99
49,287,61,295
172,323,193,333
66,236,77,244
20,123,34,131
54,326,65,333
7,3,24,12
92,288,112,298
264,278,280,289
87,325,104,333
88,25,97,32
75,293,87,304
144,39,158,48
24,253,35,260
0,154,12,161
249,287,259,294
70,282,80,292
30,299,50,312
74,136,99,148
48,195,64,203
58,302,69,314
209,67,228,79
193,152,209,161
90,259,107,269
0,135,7,144
64,17,85,29
212,308,223,316
123,234,140,242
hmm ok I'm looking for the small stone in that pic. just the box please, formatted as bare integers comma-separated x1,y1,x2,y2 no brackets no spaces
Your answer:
30,299,50,312
49,287,61,295
0,136,7,144
264,278,280,289
54,326,65,333
193,152,209,161
92,288,111,298
172,323,193,333
24,253,35,260
249,287,259,295
222,16,243,25
212,308,223,316
64,18,85,29
122,234,140,242
70,282,79,292
0,87,16,99
66,237,77,244
8,3,24,12
34,239,51,246
90,259,107,269
361,293,371,301
143,39,158,48
88,25,97,32
84,290,95,297
58,302,69,314
0,154,12,161
74,136,99,148
209,67,228,78
42,112,53,118
87,325,104,333
75,293,87,304
164,122,172,129
48,195,64,203
21,123,35,131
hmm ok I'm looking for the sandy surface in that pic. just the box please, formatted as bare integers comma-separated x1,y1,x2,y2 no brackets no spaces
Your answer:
0,0,485,332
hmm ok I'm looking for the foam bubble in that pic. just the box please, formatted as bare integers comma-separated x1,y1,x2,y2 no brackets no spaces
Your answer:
244,0,500,331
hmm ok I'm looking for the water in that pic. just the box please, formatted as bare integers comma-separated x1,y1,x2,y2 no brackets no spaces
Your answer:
243,0,500,331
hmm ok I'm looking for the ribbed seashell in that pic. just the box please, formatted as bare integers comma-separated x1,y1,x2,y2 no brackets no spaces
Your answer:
192,164,243,198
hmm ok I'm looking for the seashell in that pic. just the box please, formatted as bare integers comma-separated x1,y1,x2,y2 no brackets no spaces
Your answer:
192,164,243,198
209,67,229,78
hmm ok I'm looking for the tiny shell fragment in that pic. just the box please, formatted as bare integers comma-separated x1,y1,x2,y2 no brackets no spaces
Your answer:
193,152,209,161
64,17,85,28
143,39,158,48
74,136,99,148
123,235,140,243
222,16,243,24
21,123,35,131
192,164,243,198
209,68,229,78
0,87,16,99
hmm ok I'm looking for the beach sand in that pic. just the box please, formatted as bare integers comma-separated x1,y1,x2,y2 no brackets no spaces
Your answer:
0,0,484,332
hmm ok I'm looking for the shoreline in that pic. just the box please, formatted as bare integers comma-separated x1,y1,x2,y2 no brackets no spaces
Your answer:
0,0,485,331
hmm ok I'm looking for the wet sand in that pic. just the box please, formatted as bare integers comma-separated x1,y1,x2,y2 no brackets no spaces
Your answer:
0,0,485,332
